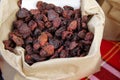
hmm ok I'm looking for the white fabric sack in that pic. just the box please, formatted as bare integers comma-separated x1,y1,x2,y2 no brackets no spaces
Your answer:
0,0,105,80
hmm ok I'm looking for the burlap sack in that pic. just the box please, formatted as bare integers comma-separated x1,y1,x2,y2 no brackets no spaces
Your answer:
0,0,105,80
102,0,120,41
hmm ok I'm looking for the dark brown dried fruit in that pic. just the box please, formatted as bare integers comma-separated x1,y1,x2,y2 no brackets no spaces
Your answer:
62,31,72,39
53,17,61,28
84,32,94,41
9,33,24,46
31,54,41,62
33,28,41,37
3,1,94,65
55,26,66,37
17,8,30,19
57,46,64,53
70,47,80,57
33,40,40,50
60,50,68,58
3,40,14,52
30,9,40,15
42,14,48,22
28,20,37,31
78,30,86,39
38,32,48,46
62,10,74,19
36,1,47,11
69,41,78,50
25,54,34,65
39,49,48,57
18,23,31,38
45,21,52,28
82,22,87,29
55,7,63,14
45,32,53,38
67,20,77,31
47,10,59,21
49,39,62,49
13,20,23,29
37,20,45,30
43,44,55,56
25,45,33,54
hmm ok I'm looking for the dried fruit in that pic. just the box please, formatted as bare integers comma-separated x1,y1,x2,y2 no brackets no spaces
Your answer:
3,1,94,65
84,32,94,41
9,33,24,46
38,32,48,46
47,10,59,21
69,41,78,50
28,20,37,31
18,23,31,38
17,8,30,19
78,30,86,39
67,20,77,31
53,17,61,28
62,31,72,39
43,44,55,56
30,9,40,15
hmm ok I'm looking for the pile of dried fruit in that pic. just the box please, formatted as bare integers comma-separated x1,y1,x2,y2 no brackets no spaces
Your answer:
3,1,94,65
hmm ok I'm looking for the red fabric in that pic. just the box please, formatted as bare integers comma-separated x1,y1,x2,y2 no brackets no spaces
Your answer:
83,39,120,80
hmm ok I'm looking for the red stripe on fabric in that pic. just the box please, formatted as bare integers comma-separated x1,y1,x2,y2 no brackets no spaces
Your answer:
105,49,120,71
94,67,120,80
100,40,115,57
100,39,120,71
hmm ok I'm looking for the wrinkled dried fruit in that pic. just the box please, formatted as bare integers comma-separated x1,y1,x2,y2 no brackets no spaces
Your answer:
55,7,63,14
25,54,34,65
55,26,66,37
69,41,78,50
17,8,30,19
43,44,54,56
33,40,40,50
39,49,48,57
3,40,14,52
13,20,23,29
31,54,41,62
33,28,41,37
60,50,68,58
28,20,37,31
49,39,62,49
3,1,94,65
45,21,52,28
37,21,45,29
9,33,24,46
38,32,48,46
48,10,59,21
78,30,86,39
30,9,40,15
18,23,31,38
53,17,61,28
25,45,33,54
62,31,72,39
62,10,74,19
67,20,77,31
84,32,94,41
